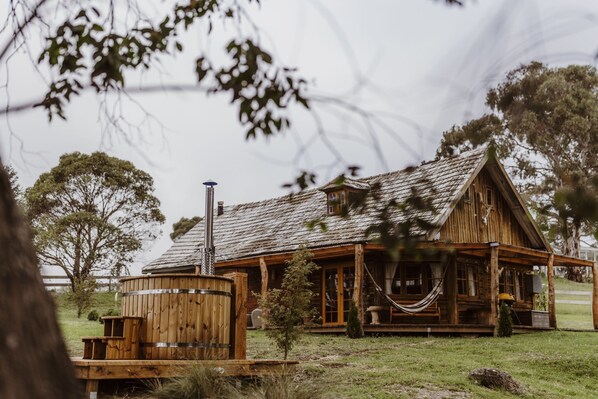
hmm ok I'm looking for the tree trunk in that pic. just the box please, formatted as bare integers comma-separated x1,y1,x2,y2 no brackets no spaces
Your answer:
0,163,80,399
562,223,583,282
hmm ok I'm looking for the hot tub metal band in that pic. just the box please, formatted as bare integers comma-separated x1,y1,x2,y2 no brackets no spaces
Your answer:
122,289,232,297
141,342,230,349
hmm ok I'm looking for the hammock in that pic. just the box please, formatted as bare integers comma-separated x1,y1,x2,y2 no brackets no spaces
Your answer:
364,261,448,315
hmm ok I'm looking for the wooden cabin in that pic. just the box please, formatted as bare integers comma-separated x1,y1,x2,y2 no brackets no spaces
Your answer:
143,147,597,334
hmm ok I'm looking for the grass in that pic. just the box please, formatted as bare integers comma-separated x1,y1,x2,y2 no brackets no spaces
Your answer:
246,330,598,399
52,290,120,356
552,277,594,330
55,290,598,398
553,276,593,292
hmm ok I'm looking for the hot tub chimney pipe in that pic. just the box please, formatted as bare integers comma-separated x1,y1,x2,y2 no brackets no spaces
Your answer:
202,180,217,275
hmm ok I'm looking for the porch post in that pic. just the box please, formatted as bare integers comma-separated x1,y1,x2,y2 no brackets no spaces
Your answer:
547,253,556,329
447,256,458,324
592,261,598,331
259,257,269,329
353,244,365,324
489,243,499,327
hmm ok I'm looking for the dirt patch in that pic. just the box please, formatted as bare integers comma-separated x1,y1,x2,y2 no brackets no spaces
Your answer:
392,384,471,399
321,362,349,368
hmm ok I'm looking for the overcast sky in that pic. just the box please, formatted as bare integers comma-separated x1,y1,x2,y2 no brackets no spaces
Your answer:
2,0,598,274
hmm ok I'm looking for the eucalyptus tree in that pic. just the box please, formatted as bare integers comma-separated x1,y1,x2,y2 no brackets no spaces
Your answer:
26,151,165,290
170,216,201,241
437,62,598,280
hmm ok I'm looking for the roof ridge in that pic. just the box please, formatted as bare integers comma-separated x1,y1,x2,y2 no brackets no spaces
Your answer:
215,146,489,210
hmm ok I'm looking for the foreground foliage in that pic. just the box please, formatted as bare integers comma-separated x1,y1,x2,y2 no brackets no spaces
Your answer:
0,163,80,399
151,365,239,399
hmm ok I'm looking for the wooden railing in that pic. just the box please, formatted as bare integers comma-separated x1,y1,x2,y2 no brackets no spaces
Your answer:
41,275,125,290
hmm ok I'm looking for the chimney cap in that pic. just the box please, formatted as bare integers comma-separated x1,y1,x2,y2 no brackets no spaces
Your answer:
203,180,218,187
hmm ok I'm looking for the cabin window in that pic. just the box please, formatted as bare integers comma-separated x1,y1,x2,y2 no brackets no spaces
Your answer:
514,271,525,301
327,192,337,214
405,265,423,295
391,266,402,295
327,190,347,215
463,187,471,203
486,187,494,207
500,269,515,295
390,263,426,295
457,264,478,296
427,263,444,294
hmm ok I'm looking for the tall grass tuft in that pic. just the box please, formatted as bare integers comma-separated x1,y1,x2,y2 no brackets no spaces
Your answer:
151,365,240,399
246,373,322,399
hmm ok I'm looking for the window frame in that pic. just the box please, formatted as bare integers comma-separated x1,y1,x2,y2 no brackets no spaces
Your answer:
485,186,494,208
457,263,479,297
326,189,348,215
389,263,432,297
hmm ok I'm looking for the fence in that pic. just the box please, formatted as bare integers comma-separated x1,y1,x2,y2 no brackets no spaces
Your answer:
42,275,125,291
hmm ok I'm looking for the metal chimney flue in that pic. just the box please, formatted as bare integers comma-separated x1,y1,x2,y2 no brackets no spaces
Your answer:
201,180,217,275
217,201,224,216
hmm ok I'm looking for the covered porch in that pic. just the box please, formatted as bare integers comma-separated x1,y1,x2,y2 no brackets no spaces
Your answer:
216,241,596,334
351,242,596,333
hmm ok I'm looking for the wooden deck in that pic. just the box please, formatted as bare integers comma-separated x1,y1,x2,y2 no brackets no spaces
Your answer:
73,358,297,398
306,323,552,335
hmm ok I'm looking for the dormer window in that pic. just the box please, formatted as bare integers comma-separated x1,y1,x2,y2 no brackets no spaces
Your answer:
320,176,370,216
327,190,347,215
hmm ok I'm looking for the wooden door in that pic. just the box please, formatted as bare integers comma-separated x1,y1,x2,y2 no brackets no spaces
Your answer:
322,265,355,325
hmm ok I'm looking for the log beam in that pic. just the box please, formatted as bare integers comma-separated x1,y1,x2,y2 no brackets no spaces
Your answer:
489,244,499,327
547,253,556,329
259,257,269,329
593,262,598,331
353,244,365,324
447,257,458,325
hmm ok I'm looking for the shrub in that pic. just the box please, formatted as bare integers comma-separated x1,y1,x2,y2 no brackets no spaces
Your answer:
535,285,548,311
246,372,322,399
346,300,364,339
99,308,120,323
497,302,513,337
257,247,320,360
87,310,99,321
152,365,239,399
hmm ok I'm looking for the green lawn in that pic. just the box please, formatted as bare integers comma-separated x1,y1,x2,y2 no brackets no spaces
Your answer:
553,277,594,330
53,290,121,356
56,290,598,398
247,330,598,399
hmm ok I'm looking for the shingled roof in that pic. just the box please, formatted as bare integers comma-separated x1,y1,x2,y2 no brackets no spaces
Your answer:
144,147,512,273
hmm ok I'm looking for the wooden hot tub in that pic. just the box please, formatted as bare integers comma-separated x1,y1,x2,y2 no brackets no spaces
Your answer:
120,274,232,360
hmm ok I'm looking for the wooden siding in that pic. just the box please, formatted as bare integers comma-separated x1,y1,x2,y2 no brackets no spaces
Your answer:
440,168,533,247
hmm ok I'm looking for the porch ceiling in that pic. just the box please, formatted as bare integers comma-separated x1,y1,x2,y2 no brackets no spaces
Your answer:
364,242,594,268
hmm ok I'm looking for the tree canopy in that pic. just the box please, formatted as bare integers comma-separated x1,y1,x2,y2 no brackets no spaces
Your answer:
5,165,21,199
170,216,201,241
26,152,165,288
437,62,598,278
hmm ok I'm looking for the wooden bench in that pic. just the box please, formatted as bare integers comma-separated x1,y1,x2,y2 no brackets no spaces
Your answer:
389,298,440,323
